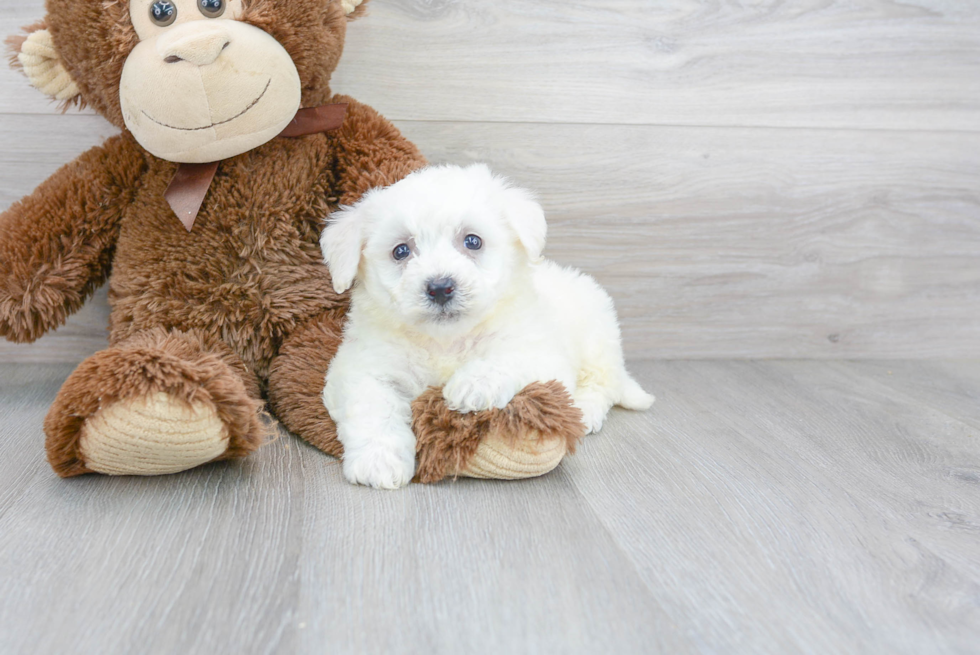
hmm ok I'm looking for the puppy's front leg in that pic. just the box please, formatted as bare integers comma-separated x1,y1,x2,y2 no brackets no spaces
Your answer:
443,358,521,414
324,374,416,489
444,344,577,414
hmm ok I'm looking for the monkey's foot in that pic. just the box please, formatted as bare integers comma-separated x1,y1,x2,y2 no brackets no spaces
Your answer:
458,427,569,480
44,328,266,477
412,381,585,484
78,393,229,475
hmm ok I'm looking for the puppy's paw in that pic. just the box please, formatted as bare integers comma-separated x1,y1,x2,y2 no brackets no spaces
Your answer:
443,362,519,413
342,444,416,490
574,394,612,435
579,403,608,435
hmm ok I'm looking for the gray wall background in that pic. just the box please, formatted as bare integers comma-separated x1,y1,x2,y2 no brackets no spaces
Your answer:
2,0,978,362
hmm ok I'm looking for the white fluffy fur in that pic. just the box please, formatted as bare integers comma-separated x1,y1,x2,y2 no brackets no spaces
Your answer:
320,164,654,489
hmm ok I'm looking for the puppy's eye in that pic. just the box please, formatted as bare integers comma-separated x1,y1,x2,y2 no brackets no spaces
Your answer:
463,234,482,251
392,243,411,261
150,1,177,26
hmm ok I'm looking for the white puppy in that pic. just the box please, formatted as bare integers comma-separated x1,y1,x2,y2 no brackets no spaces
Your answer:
320,164,654,489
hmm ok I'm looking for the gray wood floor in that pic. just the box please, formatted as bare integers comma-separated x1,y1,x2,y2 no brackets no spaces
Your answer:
1,359,978,655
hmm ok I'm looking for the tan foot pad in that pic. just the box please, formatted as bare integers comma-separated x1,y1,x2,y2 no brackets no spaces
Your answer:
412,381,583,483
458,430,568,480
79,393,229,475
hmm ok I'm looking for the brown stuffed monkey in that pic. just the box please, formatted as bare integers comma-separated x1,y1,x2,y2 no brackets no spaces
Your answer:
1,0,582,483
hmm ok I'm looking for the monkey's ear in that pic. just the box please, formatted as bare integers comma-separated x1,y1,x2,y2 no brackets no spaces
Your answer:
321,204,368,294
6,23,81,103
342,0,370,20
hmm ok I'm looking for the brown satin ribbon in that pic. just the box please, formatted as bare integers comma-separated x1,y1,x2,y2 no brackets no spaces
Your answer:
164,102,349,232
278,103,349,138
164,162,220,232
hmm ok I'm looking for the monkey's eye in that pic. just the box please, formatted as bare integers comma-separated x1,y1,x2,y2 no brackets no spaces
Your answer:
463,234,483,251
149,1,177,26
199,0,225,18
392,244,411,261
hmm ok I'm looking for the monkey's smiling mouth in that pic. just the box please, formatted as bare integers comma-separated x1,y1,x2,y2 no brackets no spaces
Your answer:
141,79,272,131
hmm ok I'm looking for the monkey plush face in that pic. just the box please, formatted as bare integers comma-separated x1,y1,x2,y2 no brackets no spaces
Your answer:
120,0,301,163
10,0,362,163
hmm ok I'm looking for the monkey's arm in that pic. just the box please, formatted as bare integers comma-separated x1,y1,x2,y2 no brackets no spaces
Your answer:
0,133,146,343
329,96,428,205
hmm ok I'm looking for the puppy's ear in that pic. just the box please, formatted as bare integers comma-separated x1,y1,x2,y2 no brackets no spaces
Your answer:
321,205,365,294
501,186,547,261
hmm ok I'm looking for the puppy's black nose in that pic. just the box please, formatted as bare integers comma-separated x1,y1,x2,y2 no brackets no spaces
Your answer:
426,277,455,306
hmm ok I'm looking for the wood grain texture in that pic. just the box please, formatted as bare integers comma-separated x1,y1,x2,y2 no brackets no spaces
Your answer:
566,359,980,655
5,1,980,130
1,360,978,654
2,0,978,361
2,116,978,360
837,360,980,429
404,121,980,359
329,0,980,131
293,453,679,654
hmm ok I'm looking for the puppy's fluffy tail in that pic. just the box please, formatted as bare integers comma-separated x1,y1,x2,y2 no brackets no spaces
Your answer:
619,374,655,410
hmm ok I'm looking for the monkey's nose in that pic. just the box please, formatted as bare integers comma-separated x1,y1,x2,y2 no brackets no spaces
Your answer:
426,277,456,306
158,23,232,67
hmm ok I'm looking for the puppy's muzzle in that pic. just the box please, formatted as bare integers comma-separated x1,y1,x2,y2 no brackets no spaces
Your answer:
426,277,456,306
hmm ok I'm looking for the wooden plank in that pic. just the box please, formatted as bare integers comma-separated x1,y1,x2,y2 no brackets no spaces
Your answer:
836,360,980,429
1,360,978,653
566,359,980,654
0,364,71,518
402,123,980,357
6,0,979,130
0,364,683,654
331,0,980,130
292,441,681,654
5,116,977,360
393,121,980,359
0,114,118,205
0,411,307,654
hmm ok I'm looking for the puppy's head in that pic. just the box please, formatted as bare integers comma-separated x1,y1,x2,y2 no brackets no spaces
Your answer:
321,163,546,334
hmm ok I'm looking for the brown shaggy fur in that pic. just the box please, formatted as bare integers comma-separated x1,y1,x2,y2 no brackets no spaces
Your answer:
412,381,585,484
0,134,146,344
266,309,346,459
3,0,586,480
